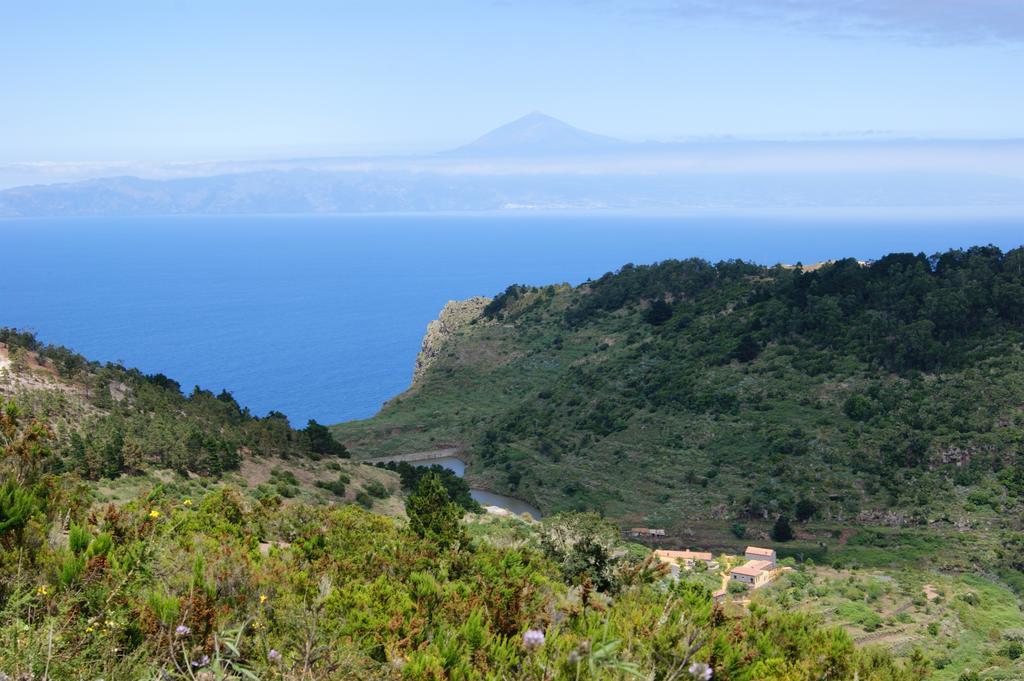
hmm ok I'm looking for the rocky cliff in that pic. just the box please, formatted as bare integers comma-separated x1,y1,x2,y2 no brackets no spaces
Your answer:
412,296,491,386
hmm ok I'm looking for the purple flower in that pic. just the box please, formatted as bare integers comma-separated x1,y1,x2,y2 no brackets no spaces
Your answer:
523,629,545,651
689,662,712,680
174,625,191,637
268,649,282,663
191,654,210,668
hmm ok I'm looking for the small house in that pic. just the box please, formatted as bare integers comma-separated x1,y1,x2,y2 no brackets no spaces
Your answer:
744,546,776,567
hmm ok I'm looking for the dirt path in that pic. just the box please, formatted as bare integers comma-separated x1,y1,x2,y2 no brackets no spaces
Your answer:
362,448,463,465
852,629,914,647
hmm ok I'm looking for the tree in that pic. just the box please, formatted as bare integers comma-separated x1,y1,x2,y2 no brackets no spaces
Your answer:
843,394,875,422
795,499,818,523
538,512,622,592
771,515,794,542
405,473,466,549
732,334,761,363
645,299,673,326
302,420,349,458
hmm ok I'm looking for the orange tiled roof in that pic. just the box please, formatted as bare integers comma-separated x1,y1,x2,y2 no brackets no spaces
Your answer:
731,560,772,577
745,546,776,557
654,549,713,562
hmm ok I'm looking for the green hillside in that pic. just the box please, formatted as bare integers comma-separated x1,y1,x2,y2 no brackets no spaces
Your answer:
334,246,1024,563
0,334,928,680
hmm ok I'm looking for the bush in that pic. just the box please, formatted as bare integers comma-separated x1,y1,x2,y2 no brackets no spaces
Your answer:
364,480,389,499
728,580,748,594
0,479,36,548
316,473,350,497
405,474,466,548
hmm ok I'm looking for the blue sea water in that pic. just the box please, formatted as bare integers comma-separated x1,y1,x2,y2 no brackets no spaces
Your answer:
1,213,1021,425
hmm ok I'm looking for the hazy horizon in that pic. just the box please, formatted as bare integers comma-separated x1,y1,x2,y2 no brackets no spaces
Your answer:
3,2,1022,213
4,2,1024,162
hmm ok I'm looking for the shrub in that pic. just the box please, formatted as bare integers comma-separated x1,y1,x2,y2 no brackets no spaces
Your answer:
316,473,350,497
364,480,389,499
0,479,36,547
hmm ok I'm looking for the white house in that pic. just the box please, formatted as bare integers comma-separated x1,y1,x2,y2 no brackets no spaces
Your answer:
744,546,776,567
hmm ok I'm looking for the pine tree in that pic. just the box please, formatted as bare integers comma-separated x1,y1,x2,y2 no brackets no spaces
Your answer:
771,515,794,542
405,473,466,549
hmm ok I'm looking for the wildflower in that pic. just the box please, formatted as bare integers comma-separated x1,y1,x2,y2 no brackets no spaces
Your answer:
523,629,545,651
268,649,282,663
36,584,49,596
85,626,95,634
260,593,268,604
183,498,192,506
191,654,210,668
689,662,712,680
252,621,263,630
175,624,191,637
149,510,160,519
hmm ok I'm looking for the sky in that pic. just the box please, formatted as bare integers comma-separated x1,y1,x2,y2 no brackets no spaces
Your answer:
1,0,1023,163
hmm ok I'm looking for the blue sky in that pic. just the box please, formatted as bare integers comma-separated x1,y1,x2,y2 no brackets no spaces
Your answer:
2,0,1023,162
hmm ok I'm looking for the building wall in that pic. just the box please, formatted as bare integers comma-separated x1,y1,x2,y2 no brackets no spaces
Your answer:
745,551,776,567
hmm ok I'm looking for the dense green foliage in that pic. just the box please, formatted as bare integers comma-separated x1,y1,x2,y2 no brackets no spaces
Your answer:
405,473,468,548
378,460,483,512
1,329,349,481
0,399,924,679
334,245,1024,574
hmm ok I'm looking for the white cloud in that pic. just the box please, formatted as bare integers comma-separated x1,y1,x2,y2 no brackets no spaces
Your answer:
636,0,1024,45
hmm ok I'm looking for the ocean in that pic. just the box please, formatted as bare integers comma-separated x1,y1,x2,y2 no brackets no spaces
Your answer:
1,213,1021,426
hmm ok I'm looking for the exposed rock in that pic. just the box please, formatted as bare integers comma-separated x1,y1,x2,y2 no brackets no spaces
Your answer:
412,297,490,385
931,445,978,468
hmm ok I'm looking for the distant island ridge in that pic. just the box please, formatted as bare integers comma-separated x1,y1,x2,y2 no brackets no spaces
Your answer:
2,113,1023,217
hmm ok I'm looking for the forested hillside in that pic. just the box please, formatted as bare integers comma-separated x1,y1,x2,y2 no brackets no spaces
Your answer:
334,246,1024,551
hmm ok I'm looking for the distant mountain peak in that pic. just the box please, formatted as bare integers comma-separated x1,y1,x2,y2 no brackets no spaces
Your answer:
447,112,627,156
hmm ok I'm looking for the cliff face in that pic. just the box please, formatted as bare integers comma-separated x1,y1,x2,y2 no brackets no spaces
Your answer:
412,297,490,386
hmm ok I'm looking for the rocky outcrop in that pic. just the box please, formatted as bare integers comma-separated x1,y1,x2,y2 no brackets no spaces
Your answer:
412,297,490,385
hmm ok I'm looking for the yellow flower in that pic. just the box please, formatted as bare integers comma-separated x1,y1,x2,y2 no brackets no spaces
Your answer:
183,499,192,506
36,585,49,596
149,510,160,519
260,594,268,604
85,626,94,634
253,621,263,630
